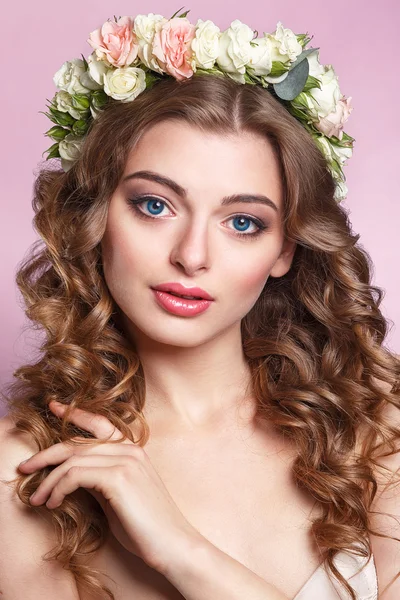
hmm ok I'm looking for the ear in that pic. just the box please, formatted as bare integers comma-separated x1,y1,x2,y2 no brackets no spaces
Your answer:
270,239,297,278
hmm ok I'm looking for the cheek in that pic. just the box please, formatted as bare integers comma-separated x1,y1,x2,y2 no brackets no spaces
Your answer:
101,223,154,300
232,260,272,298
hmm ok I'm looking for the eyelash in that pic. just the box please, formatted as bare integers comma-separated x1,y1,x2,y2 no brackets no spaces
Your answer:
126,194,269,240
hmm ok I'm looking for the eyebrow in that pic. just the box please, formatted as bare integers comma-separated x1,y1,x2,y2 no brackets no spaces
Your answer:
122,170,279,212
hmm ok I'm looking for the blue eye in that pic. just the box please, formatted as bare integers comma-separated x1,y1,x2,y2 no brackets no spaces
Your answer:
143,198,165,216
127,195,269,240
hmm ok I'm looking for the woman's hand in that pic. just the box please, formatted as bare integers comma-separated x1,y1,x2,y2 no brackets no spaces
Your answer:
17,401,202,573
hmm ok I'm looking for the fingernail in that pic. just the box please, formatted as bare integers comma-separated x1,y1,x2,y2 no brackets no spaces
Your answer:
50,401,64,410
19,459,28,466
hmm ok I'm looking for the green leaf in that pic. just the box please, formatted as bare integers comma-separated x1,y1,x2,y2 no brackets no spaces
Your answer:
169,6,190,19
269,61,289,77
49,107,75,126
273,58,309,101
81,54,88,70
289,47,320,70
91,90,109,108
243,72,257,85
302,75,322,93
44,142,61,159
296,33,313,48
72,94,90,109
45,126,69,140
72,119,89,136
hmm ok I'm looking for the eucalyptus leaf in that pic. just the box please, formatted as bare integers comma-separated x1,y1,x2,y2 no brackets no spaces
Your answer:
289,47,320,70
273,58,309,101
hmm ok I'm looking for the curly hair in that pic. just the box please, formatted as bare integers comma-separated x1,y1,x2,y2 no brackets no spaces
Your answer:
2,72,400,600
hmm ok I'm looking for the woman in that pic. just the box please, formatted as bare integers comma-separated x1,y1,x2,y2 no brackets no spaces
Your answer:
1,12,399,600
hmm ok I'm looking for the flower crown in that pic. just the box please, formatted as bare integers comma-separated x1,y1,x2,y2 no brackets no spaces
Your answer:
42,7,354,202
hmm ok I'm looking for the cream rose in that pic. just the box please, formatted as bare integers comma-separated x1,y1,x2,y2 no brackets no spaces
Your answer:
53,59,92,95
307,49,325,78
216,19,255,83
332,142,353,167
266,22,302,65
58,134,84,171
247,35,273,76
134,13,166,74
103,66,146,101
82,52,112,88
333,178,348,201
307,65,341,119
191,19,221,70
53,91,82,120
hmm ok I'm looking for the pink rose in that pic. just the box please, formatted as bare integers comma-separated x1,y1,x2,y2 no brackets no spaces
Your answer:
152,17,196,81
88,16,139,67
315,96,353,141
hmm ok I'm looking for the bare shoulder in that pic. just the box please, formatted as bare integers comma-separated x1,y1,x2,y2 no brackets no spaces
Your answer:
0,413,81,599
0,413,42,466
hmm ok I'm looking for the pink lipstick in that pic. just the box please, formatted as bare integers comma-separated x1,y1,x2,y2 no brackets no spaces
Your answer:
151,282,214,317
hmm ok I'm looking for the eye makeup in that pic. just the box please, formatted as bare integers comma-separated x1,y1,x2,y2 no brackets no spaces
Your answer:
126,193,270,240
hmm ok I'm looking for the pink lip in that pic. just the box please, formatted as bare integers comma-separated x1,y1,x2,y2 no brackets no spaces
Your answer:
151,289,213,317
151,282,214,301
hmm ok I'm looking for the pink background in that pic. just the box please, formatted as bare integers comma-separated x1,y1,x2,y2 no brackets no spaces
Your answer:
1,1,399,416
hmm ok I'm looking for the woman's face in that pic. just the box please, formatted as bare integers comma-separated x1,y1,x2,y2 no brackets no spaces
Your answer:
101,120,296,348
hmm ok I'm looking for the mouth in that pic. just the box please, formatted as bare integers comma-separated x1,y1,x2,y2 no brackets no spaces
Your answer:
152,289,205,300
166,291,204,300
151,283,214,301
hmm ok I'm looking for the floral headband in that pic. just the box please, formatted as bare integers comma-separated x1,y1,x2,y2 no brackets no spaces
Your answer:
42,7,354,202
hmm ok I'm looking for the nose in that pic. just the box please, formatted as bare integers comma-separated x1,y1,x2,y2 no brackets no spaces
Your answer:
170,218,211,276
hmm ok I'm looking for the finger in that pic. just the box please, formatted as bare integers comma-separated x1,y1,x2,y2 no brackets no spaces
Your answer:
45,465,117,509
29,454,133,507
49,401,125,441
19,439,140,474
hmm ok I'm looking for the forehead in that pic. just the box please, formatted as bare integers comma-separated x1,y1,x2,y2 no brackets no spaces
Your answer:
121,120,284,211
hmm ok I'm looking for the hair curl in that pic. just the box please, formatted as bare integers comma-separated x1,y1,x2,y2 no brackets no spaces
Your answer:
2,72,400,600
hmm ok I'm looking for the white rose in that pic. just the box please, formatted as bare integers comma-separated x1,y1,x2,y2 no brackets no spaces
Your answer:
315,136,353,168
191,19,221,70
247,35,273,76
53,59,92,95
307,65,341,119
266,22,302,65
58,134,84,171
85,52,111,87
53,91,82,120
314,136,335,162
76,52,107,91
333,178,348,201
307,49,325,78
331,143,353,166
313,136,352,201
134,13,167,74
216,19,255,83
103,66,146,101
